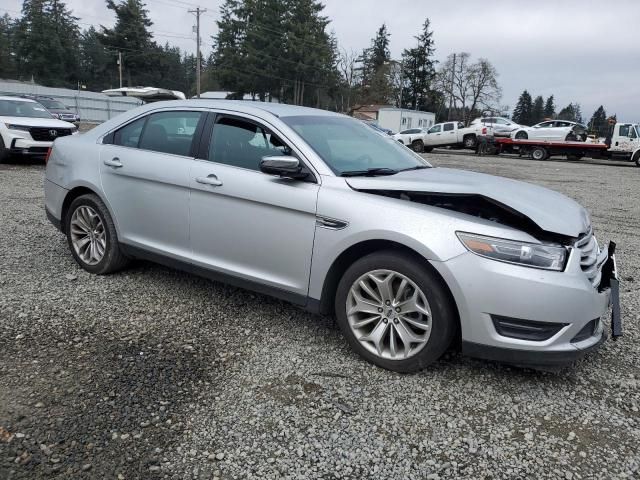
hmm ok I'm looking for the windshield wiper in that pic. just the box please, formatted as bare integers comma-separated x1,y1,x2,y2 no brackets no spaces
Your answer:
398,165,430,172
340,167,398,177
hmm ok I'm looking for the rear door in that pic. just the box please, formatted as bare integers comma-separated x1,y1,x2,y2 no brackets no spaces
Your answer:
188,113,319,299
442,122,457,144
100,109,205,261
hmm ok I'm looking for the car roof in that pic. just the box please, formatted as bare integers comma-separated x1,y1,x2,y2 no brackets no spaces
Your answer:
141,99,341,119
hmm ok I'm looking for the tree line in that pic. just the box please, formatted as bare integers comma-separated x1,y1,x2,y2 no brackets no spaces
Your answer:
0,0,504,123
511,89,613,137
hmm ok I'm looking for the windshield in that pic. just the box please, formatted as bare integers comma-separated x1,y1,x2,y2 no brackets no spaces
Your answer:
37,98,67,110
282,115,430,175
0,99,53,119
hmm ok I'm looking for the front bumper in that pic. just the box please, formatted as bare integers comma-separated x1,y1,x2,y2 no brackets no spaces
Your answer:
8,136,53,158
431,242,618,368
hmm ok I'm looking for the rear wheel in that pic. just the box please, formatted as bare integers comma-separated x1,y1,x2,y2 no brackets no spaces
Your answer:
334,251,457,373
65,194,130,274
531,146,548,161
463,135,477,149
515,131,528,140
411,139,424,153
633,151,640,167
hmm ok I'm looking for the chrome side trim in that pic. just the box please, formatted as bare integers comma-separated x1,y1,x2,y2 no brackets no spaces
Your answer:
316,215,348,230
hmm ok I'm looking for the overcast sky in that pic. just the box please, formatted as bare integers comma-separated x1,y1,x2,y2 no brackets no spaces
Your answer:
5,0,639,120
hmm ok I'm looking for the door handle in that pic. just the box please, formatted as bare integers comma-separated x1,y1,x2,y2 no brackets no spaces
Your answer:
195,174,223,186
103,157,123,168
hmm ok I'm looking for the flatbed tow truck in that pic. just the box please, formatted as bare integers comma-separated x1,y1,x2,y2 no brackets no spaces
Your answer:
492,122,640,167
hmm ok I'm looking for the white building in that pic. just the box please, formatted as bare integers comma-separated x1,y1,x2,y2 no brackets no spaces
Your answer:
199,91,280,103
377,108,435,133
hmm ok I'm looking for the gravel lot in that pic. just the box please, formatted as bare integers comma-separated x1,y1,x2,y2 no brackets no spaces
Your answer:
1,151,639,479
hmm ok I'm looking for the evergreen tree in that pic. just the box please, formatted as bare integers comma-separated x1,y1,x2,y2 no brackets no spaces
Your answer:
98,0,155,87
401,18,436,111
0,14,17,79
557,102,582,123
360,24,391,104
79,26,113,89
512,90,533,125
543,95,555,118
14,0,80,86
588,105,608,137
531,95,544,124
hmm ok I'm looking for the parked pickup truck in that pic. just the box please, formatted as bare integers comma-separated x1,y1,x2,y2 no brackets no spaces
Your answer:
423,121,486,151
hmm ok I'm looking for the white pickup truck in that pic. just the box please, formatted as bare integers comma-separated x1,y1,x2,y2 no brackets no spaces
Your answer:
422,118,517,151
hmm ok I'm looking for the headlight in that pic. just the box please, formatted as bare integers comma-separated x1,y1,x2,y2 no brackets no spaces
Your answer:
5,124,31,132
457,232,568,271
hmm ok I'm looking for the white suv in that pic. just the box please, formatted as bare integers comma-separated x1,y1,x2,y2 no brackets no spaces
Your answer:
0,96,78,162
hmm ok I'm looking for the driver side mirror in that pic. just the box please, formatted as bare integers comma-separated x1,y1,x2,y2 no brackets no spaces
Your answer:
259,155,308,179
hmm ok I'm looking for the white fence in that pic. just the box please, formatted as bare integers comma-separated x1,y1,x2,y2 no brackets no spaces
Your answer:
0,80,142,124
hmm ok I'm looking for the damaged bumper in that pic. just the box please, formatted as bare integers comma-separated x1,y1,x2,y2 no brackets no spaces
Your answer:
431,241,620,369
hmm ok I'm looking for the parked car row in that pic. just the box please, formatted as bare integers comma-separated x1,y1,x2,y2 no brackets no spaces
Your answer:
0,96,79,162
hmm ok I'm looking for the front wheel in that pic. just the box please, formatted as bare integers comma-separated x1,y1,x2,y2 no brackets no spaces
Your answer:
633,151,640,167
334,251,457,373
0,136,10,164
65,194,130,274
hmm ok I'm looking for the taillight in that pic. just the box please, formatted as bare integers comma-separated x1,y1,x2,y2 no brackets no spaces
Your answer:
482,127,487,135
45,147,52,164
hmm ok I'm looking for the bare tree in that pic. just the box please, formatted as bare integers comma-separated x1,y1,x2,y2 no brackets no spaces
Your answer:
338,48,360,112
436,53,502,124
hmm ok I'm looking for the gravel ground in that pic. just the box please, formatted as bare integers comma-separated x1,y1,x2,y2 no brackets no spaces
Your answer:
0,151,639,479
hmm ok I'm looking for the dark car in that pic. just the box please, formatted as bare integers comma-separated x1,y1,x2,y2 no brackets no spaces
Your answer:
32,96,80,126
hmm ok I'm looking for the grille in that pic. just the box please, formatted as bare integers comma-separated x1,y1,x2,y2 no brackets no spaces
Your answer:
575,228,601,287
29,127,73,141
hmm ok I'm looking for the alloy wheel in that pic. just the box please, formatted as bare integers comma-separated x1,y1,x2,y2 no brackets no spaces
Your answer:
346,269,432,360
70,206,106,265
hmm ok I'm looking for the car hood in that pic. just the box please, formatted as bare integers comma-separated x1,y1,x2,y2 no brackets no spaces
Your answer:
1,116,76,128
345,167,589,238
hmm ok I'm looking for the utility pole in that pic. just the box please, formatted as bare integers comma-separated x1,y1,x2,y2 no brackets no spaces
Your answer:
398,60,404,132
447,53,455,121
189,7,206,98
117,51,123,88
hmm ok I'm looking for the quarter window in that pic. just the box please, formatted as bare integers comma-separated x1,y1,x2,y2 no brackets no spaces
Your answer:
209,117,291,171
138,111,203,156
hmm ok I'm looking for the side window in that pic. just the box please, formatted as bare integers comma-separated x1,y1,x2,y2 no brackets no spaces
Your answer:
630,127,638,139
400,129,412,134
209,116,291,171
619,125,630,137
428,125,441,134
137,111,203,156
496,118,509,125
554,121,570,128
537,121,552,128
443,123,454,131
113,116,146,148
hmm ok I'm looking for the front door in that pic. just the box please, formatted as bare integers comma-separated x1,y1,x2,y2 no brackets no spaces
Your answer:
424,124,444,146
100,110,205,261
189,114,319,299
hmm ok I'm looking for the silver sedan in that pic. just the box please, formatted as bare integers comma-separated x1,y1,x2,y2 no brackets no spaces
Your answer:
44,101,618,372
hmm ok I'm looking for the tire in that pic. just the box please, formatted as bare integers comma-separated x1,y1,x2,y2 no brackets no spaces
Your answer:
515,131,528,140
0,136,10,164
411,140,424,153
334,251,457,373
530,146,548,161
463,135,477,149
65,193,129,274
565,132,577,142
633,151,640,167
